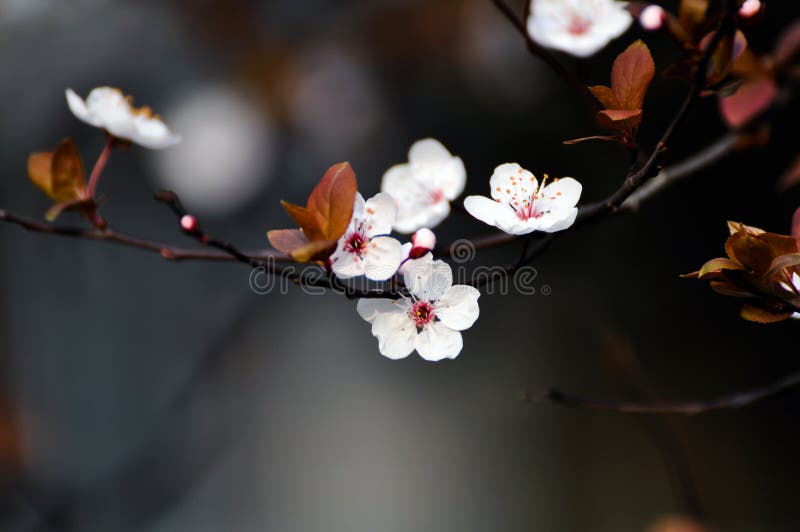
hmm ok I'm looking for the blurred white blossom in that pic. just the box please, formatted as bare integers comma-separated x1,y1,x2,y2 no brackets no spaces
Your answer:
66,87,181,149
526,0,633,57
381,138,466,234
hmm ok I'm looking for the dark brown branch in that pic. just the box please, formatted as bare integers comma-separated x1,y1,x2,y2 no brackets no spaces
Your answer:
0,208,283,263
489,0,596,111
521,369,800,415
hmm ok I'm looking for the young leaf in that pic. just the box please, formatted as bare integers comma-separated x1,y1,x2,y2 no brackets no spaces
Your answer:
597,109,643,130
27,139,86,202
611,40,655,111
306,162,357,241
50,138,86,202
269,162,358,263
719,77,778,128
588,86,622,110
740,304,793,323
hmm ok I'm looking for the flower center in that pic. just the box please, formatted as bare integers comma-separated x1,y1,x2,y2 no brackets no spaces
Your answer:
567,16,592,35
428,188,445,205
408,300,436,328
344,229,368,255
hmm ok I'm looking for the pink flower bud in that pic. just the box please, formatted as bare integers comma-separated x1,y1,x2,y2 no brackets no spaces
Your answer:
180,214,198,232
738,0,761,18
411,228,436,251
639,5,665,31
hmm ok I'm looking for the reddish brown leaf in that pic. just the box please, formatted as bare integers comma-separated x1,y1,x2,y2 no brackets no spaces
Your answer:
588,85,622,110
307,162,357,241
698,257,743,278
774,19,800,68
50,139,86,202
702,30,746,86
27,151,55,196
611,40,655,110
280,201,325,242
792,207,800,244
777,156,800,192
270,162,358,263
289,239,338,263
597,109,643,131
267,229,309,255
45,198,96,223
719,77,778,128
562,135,624,145
740,303,792,323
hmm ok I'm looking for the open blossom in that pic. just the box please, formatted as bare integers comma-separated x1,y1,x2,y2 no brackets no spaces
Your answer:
526,0,633,58
357,258,480,361
464,163,582,235
330,192,403,281
780,272,800,320
66,87,181,149
381,138,466,234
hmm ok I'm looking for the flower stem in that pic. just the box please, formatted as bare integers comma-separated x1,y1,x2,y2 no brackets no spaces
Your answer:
86,137,115,199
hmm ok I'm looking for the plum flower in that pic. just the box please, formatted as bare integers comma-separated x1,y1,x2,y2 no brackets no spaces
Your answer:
381,138,466,234
357,258,480,361
66,87,181,149
330,192,403,281
526,0,633,58
464,163,582,235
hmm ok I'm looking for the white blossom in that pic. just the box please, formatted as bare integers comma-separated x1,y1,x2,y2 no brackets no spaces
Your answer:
381,138,466,234
357,258,480,361
526,0,633,58
464,163,582,235
330,192,403,281
66,87,181,149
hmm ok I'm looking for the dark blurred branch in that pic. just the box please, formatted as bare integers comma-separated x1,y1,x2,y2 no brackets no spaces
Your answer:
522,369,800,415
488,0,596,111
0,208,283,262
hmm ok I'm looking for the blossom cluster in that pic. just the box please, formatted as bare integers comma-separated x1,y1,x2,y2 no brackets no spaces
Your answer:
317,138,584,361
49,86,587,362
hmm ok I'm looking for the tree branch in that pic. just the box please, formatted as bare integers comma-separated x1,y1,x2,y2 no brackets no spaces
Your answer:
521,369,800,415
0,209,283,263
488,0,596,111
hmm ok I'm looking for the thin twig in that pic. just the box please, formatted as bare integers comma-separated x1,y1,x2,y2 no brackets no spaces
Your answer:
521,369,800,415
489,0,596,112
0,208,284,263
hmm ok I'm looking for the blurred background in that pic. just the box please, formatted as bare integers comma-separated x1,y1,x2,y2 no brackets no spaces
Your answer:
0,0,798,531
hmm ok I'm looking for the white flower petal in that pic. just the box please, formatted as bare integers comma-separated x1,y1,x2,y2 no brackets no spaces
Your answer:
363,236,403,281
430,156,467,200
534,207,578,233
357,298,409,323
526,0,633,58
65,88,97,126
330,247,365,279
539,177,582,209
408,138,453,165
415,322,463,361
363,192,397,237
403,259,453,302
463,195,535,236
131,115,182,149
65,86,180,149
372,309,417,360
489,163,537,204
435,285,480,331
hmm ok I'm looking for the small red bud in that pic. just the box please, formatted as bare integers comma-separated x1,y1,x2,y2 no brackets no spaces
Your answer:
738,0,761,18
180,214,198,233
639,5,664,31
